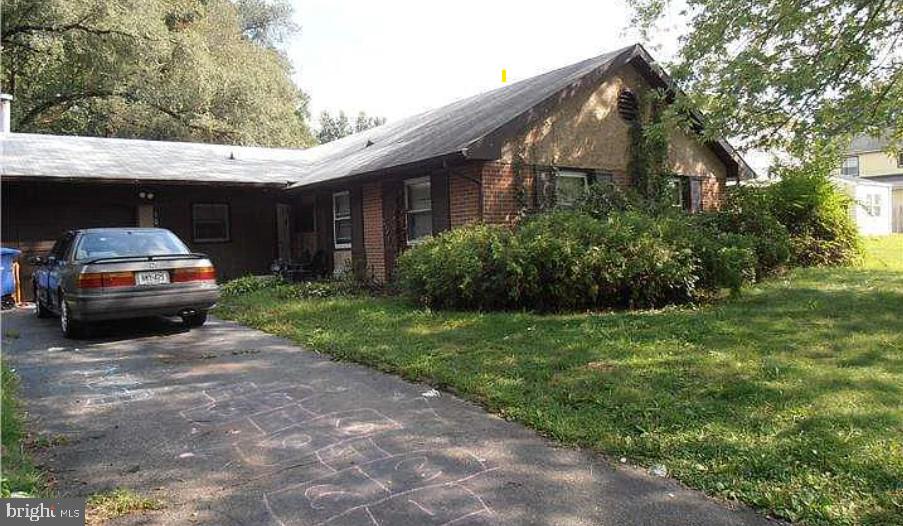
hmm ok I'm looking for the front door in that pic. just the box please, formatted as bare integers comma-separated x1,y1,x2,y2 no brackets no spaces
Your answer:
137,204,156,227
276,203,292,261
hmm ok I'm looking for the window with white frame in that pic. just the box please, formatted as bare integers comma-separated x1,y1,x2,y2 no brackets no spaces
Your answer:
333,191,352,248
897,152,903,168
192,203,230,242
841,156,860,177
555,170,589,207
864,193,883,217
405,177,432,243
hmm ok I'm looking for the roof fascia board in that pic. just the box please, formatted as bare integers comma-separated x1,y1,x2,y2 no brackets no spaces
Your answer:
0,174,290,188
286,151,468,192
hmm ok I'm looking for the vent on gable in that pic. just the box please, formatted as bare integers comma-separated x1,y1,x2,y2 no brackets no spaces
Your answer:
617,89,639,123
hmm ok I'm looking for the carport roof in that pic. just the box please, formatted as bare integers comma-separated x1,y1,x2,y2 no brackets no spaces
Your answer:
0,133,309,186
0,44,754,187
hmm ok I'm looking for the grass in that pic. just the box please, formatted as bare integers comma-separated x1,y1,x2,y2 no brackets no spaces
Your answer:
86,488,163,525
1,361,46,497
218,235,903,526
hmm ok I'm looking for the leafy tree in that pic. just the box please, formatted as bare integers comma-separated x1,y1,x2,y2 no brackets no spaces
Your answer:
317,110,385,143
233,0,297,48
1,0,315,147
354,111,386,133
317,110,351,143
628,0,903,159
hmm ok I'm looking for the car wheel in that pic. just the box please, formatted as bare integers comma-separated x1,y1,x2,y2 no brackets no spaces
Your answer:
182,310,208,328
34,286,51,318
60,298,83,339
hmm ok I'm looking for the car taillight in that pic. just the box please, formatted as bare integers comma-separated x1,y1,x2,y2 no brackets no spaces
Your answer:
172,266,216,283
76,272,135,289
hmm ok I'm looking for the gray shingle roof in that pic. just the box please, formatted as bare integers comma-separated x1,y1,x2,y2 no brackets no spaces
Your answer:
1,44,753,186
0,133,309,186
287,45,634,187
848,134,892,154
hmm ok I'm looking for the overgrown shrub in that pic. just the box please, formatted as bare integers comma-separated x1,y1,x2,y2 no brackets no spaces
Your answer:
575,182,638,219
658,214,758,294
397,211,749,311
766,172,861,266
712,186,792,277
396,225,515,309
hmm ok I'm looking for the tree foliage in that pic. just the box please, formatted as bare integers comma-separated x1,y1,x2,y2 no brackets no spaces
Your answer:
317,110,386,143
1,0,315,147
233,0,297,48
628,0,903,159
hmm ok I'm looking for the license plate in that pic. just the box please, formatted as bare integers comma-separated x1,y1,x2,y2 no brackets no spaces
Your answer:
135,270,170,286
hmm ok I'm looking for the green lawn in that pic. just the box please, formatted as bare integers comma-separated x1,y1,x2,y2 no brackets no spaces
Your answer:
1,362,46,497
219,235,903,525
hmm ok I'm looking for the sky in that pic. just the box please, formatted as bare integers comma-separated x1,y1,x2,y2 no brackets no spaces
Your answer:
287,0,683,121
285,0,770,174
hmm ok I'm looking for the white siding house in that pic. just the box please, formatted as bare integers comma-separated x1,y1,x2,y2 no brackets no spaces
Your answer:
832,176,894,236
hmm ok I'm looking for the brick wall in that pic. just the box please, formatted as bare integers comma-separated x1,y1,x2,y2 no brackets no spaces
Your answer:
480,162,536,225
449,166,482,227
350,160,725,283
361,182,386,282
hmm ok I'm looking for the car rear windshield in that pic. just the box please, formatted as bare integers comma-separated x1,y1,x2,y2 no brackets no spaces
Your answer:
74,230,191,261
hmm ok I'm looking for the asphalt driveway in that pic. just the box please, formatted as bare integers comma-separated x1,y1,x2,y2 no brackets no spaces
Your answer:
1,308,777,525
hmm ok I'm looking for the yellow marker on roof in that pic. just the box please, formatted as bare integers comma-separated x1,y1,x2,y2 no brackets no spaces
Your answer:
502,69,507,83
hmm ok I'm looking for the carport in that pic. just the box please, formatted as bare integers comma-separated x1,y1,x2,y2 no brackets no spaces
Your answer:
1,133,305,299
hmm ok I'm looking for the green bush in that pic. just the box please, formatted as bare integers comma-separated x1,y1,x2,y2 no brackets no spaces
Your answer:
220,275,282,297
397,211,737,311
712,186,792,277
767,172,861,266
659,214,758,294
575,182,638,219
396,224,515,309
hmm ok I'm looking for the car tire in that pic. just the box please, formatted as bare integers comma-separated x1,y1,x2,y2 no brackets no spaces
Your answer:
59,297,84,339
182,311,208,328
34,286,51,318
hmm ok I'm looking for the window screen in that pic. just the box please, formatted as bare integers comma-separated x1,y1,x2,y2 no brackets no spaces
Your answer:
556,170,589,208
405,178,432,243
333,191,352,248
841,156,859,177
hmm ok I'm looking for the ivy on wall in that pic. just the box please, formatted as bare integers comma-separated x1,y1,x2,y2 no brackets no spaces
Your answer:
627,90,681,210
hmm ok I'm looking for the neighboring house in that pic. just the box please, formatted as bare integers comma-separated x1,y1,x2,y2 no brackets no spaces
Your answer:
1,44,753,299
832,176,894,236
836,134,903,233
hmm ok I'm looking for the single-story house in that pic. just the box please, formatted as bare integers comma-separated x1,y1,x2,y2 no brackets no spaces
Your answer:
1,44,753,300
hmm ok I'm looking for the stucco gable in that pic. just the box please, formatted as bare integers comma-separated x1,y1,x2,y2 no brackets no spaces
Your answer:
499,63,727,181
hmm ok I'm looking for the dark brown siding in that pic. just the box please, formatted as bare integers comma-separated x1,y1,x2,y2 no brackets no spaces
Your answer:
315,191,334,270
350,185,366,276
381,180,404,277
430,171,450,235
2,180,281,300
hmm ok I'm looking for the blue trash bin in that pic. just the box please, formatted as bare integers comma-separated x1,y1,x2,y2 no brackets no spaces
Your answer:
1,247,22,297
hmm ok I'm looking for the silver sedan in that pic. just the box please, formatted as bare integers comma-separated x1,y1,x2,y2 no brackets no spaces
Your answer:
32,228,220,338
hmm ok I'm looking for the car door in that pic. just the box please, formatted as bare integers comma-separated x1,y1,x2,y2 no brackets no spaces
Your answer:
34,236,63,304
47,232,75,309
